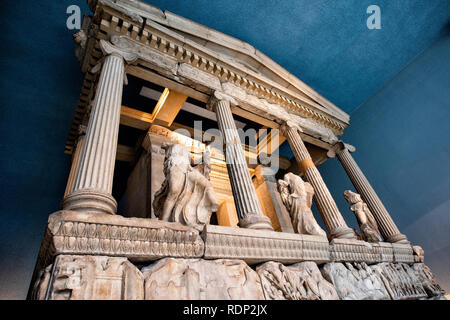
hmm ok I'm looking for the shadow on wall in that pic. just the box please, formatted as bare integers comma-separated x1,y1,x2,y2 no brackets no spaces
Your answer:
319,28,450,293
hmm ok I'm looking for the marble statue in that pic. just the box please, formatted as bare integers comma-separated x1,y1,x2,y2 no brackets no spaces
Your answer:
153,143,218,230
278,172,327,237
344,190,382,242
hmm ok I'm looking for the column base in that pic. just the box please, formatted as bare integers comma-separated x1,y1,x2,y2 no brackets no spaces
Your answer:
328,226,357,241
62,189,117,215
239,214,274,231
386,233,409,244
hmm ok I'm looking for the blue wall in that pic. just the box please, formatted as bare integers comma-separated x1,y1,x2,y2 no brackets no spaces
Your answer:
0,0,89,299
319,32,450,292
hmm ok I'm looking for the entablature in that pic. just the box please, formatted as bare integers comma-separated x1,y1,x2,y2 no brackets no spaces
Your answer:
66,0,350,155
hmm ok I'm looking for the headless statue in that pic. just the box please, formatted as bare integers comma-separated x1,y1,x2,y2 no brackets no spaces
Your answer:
278,173,326,237
153,143,218,230
344,190,382,243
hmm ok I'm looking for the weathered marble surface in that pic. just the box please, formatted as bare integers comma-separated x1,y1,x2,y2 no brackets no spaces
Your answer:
344,190,382,242
30,254,445,300
412,245,424,263
371,263,428,300
40,210,205,261
153,143,218,230
203,224,330,264
413,263,445,298
257,261,339,300
321,262,391,300
31,255,144,300
278,172,327,237
142,258,264,300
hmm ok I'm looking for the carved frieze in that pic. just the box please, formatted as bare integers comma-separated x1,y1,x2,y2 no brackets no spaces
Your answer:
412,263,446,298
202,224,330,264
371,263,428,300
42,210,204,261
321,262,391,300
257,261,339,300
31,255,144,300
330,239,383,264
142,258,264,300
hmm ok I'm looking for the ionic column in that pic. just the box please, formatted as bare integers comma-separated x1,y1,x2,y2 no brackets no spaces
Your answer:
281,121,356,240
63,125,86,198
328,142,408,243
211,92,273,230
62,40,137,214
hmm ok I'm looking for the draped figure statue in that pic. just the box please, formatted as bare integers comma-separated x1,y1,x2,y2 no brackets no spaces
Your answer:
153,143,218,230
278,172,326,237
344,190,382,243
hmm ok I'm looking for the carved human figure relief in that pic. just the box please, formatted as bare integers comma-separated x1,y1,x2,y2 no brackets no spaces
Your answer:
278,172,326,237
256,261,339,300
344,190,382,242
153,143,218,230
142,258,264,300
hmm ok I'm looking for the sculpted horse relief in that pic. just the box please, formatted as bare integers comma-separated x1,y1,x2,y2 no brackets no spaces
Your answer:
153,143,218,230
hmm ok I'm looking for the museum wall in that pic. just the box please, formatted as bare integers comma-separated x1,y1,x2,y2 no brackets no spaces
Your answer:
0,0,90,299
319,32,450,293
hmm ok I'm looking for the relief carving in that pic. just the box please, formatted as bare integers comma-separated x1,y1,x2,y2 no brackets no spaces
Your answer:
257,261,339,300
153,143,218,230
344,190,382,243
412,263,446,298
31,255,144,300
321,262,390,300
371,262,428,300
142,258,264,300
278,172,327,237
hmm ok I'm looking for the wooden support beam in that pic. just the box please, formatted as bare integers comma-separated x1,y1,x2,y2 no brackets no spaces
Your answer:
153,89,188,127
120,106,153,130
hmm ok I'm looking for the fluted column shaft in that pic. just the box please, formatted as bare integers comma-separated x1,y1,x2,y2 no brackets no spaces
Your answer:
282,122,356,239
63,126,86,198
63,53,125,214
331,142,408,243
214,98,273,230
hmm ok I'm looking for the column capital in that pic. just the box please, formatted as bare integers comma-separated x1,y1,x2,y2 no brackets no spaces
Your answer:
280,120,303,136
103,37,139,63
206,91,237,111
327,141,356,158
90,38,139,75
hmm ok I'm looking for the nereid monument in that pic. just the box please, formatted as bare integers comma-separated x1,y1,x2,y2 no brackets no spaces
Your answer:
28,0,446,300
